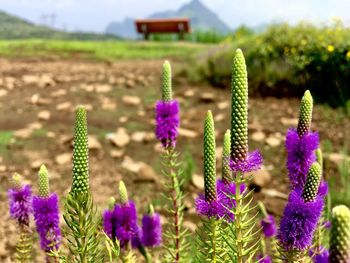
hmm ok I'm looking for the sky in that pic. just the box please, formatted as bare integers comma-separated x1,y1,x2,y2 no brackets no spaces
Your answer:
0,0,349,32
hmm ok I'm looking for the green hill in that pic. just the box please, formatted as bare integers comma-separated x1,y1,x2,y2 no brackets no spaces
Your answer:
0,10,118,40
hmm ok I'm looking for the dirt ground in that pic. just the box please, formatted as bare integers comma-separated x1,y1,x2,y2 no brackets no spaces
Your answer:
0,58,348,261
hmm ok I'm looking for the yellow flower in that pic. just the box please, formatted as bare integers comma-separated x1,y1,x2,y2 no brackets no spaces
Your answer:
346,51,350,60
327,45,335,52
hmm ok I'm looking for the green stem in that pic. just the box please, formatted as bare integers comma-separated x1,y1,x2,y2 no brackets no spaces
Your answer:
167,147,181,262
235,175,243,263
210,219,218,263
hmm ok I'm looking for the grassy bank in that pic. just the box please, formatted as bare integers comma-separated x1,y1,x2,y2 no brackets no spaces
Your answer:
0,39,210,60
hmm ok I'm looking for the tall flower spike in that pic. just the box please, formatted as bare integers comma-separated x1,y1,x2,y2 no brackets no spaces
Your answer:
38,164,49,198
222,129,231,184
162,60,172,102
204,110,216,202
297,90,313,137
316,148,323,170
119,181,129,204
231,48,248,163
302,162,322,202
72,105,89,194
329,205,350,262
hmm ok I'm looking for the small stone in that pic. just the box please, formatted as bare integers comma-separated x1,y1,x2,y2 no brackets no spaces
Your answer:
51,89,67,97
27,122,42,130
55,153,71,165
31,160,44,170
200,92,215,102
183,221,197,233
119,116,128,123
134,163,157,182
14,128,33,139
126,79,136,88
107,128,130,147
121,157,142,173
251,166,272,188
122,95,141,106
325,153,350,166
22,75,40,84
39,74,55,88
30,94,40,104
38,110,51,121
110,150,124,158
265,136,281,147
192,173,204,190
47,132,56,138
251,131,266,142
137,110,146,117
184,89,195,97
281,117,298,126
153,143,163,153
178,128,198,138
217,101,230,110
131,131,146,143
0,89,8,97
56,102,72,111
95,84,112,93
0,165,7,172
214,113,225,122
88,135,102,150
81,104,93,111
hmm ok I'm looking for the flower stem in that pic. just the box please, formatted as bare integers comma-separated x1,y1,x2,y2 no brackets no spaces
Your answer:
235,175,243,263
210,218,218,263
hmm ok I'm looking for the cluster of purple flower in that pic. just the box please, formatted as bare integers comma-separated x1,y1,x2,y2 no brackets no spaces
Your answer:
103,200,162,249
8,174,61,254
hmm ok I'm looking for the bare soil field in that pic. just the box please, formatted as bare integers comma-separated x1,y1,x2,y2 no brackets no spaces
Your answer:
0,58,348,261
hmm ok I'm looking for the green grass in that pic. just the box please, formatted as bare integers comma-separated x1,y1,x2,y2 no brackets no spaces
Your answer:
0,39,209,61
0,131,12,146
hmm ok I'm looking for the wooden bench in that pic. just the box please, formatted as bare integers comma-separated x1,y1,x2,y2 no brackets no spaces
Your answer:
135,18,190,40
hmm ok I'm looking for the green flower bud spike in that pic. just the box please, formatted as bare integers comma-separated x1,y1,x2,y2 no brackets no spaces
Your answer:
316,148,323,171
12,172,22,190
222,129,231,184
162,60,172,102
148,204,155,215
119,181,129,204
329,205,350,263
72,105,89,194
204,110,217,202
302,162,322,202
297,90,313,137
38,164,50,198
231,48,248,163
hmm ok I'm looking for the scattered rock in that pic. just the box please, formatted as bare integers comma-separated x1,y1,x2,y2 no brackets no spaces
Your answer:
178,128,198,138
131,131,146,143
325,153,350,166
137,110,146,117
184,89,195,97
251,131,266,142
214,113,225,122
251,166,272,188
88,135,102,150
38,74,55,88
153,143,163,153
200,92,215,102
192,174,204,190
0,165,7,172
217,101,230,110
14,128,33,139
51,89,67,97
31,160,46,170
37,110,51,121
81,104,93,111
281,117,298,126
101,97,117,110
261,188,288,200
126,79,136,88
0,89,8,97
265,136,281,147
107,128,130,147
95,84,112,93
121,157,142,173
110,150,124,158
119,116,128,123
122,95,141,106
47,131,56,138
135,163,158,182
22,75,40,84
56,102,72,111
55,153,71,165
183,221,197,233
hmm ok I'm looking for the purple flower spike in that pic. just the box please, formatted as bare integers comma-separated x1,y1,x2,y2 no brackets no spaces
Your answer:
8,185,33,226
257,254,272,263
103,209,118,240
155,100,180,148
286,129,319,188
141,212,162,247
278,189,323,250
309,247,329,263
216,179,246,220
195,194,224,219
115,201,139,248
32,194,61,252
230,150,263,174
261,214,277,238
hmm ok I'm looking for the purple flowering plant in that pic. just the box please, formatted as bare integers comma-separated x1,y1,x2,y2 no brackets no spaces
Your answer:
6,49,350,263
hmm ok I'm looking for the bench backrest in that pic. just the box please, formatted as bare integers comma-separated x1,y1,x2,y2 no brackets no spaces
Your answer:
135,18,190,34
